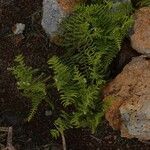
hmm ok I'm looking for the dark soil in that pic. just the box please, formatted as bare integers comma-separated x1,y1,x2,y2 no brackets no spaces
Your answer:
0,0,150,150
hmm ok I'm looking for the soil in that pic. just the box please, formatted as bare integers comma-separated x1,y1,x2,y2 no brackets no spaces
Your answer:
0,0,150,150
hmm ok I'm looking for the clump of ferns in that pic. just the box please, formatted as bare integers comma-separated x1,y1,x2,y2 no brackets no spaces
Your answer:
48,56,111,150
49,1,133,148
60,1,133,79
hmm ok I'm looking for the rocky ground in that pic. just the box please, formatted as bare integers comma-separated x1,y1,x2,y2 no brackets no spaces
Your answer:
0,0,150,149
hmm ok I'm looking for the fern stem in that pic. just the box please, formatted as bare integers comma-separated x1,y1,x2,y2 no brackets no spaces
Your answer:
61,131,67,150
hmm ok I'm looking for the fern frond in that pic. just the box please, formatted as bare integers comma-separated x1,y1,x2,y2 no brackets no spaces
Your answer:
48,56,78,107
51,129,60,139
10,55,48,121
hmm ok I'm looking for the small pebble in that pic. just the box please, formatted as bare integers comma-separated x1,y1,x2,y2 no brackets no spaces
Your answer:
45,110,52,116
12,23,25,35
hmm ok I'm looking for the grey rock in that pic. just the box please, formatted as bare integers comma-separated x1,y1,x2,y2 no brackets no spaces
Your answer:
41,0,66,37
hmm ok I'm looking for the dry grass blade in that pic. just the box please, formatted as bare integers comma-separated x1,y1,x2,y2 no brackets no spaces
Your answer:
0,127,9,132
0,127,16,150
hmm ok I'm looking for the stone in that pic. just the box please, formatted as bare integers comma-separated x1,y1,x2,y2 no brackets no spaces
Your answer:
41,0,83,38
131,7,150,54
58,0,84,13
12,23,25,35
41,0,66,37
105,98,124,130
103,56,150,141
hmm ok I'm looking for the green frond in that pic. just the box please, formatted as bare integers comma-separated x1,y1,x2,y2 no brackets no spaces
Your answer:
48,56,77,107
28,100,41,122
51,129,60,139
48,56,72,89
10,55,48,121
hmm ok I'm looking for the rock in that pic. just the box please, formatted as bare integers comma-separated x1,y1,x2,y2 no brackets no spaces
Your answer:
104,56,150,141
41,0,65,37
58,0,84,13
105,98,124,130
41,0,84,39
131,7,150,54
12,23,25,35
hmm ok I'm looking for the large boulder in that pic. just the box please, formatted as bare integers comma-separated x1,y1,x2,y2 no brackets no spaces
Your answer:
131,7,150,54
104,56,150,141
41,0,84,39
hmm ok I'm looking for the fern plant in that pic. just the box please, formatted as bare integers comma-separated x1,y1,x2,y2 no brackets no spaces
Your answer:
60,2,133,80
48,56,111,138
9,55,48,121
49,1,133,140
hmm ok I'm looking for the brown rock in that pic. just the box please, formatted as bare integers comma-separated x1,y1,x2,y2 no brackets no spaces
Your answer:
131,7,150,54
104,56,150,141
58,0,84,13
105,98,123,130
